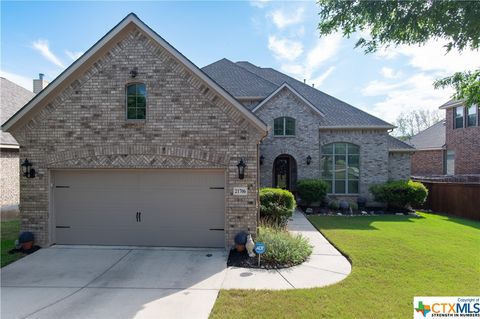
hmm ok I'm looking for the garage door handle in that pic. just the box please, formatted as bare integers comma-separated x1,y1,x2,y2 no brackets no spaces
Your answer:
139,212,142,222
136,212,139,222
209,228,224,231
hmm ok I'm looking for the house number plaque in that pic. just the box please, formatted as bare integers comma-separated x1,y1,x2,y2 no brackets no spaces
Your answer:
233,187,248,196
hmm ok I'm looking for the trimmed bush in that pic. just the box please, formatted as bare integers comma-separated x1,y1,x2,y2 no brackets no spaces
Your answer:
328,200,339,210
297,179,328,206
259,188,296,227
256,225,312,267
370,180,428,209
349,202,359,211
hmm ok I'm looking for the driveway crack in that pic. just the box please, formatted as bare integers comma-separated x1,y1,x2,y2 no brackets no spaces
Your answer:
22,249,133,319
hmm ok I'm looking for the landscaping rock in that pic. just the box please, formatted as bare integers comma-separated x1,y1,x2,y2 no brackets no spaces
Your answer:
361,211,368,215
337,212,343,216
305,208,314,215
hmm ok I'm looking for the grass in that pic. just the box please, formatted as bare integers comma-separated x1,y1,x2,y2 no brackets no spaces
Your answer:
1,219,23,267
211,213,480,319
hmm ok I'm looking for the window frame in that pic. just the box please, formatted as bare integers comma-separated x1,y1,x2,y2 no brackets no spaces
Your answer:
466,104,478,127
273,117,296,136
321,142,360,195
125,82,147,121
454,106,464,129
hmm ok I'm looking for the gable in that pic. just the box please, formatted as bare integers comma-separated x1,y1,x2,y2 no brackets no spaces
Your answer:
2,13,266,134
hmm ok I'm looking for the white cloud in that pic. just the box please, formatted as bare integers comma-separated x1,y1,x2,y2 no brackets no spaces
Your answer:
268,36,303,61
380,67,402,79
250,0,271,8
0,70,33,92
65,50,83,61
268,6,304,29
310,66,335,87
32,39,65,68
361,73,454,123
306,33,342,70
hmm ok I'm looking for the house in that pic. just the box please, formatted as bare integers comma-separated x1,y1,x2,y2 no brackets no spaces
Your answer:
410,101,480,176
0,78,35,214
2,13,412,249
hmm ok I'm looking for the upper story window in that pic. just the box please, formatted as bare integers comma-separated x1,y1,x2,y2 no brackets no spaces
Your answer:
321,142,360,194
454,106,464,129
274,117,295,136
126,83,146,120
467,104,478,127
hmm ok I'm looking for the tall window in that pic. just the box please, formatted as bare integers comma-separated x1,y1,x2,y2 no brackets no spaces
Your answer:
274,117,295,136
321,143,360,194
445,150,455,175
126,83,146,120
454,106,464,129
467,104,478,127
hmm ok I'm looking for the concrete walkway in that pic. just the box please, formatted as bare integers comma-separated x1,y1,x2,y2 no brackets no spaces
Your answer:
221,210,351,290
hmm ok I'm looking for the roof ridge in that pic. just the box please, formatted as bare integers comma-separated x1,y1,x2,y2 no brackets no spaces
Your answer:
233,61,280,87
410,120,445,138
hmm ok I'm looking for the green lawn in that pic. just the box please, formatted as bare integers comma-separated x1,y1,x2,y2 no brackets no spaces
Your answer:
211,213,480,319
1,219,23,267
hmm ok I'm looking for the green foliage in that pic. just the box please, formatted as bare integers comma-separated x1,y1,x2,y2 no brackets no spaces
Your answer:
259,188,296,227
328,200,339,210
256,225,312,266
370,180,428,209
317,0,480,108
296,179,328,206
349,202,359,211
1,219,23,268
434,70,480,108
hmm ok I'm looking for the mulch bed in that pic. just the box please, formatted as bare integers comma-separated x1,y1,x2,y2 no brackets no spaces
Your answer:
227,249,293,269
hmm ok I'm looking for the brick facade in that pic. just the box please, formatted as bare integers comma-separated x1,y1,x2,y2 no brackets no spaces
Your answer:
388,152,412,180
253,87,322,189
445,108,480,174
411,149,444,175
0,148,19,206
9,26,263,247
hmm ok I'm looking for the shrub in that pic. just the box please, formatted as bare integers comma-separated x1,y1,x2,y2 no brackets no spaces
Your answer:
256,225,312,266
259,188,296,227
328,200,339,210
297,179,328,206
370,180,428,209
349,202,359,211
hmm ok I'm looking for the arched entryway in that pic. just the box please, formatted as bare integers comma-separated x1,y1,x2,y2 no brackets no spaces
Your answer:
273,154,297,191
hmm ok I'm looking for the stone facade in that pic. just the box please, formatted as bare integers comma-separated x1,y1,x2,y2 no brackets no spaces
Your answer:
9,27,263,247
319,129,389,200
0,148,19,206
253,87,322,189
388,152,411,180
411,150,444,175
445,108,480,174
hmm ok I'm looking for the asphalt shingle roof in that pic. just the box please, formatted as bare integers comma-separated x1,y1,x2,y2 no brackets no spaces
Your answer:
1,77,35,146
202,59,394,128
387,135,415,151
407,121,446,150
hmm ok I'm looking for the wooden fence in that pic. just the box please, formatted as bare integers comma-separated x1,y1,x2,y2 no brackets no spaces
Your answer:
412,177,480,221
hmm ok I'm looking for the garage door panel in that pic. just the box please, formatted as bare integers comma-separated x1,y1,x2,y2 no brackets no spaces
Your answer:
54,170,225,247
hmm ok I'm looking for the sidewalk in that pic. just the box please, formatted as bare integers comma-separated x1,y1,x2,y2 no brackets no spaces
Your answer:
221,210,351,290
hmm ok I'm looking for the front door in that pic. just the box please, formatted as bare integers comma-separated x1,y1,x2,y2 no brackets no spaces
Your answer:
274,156,290,189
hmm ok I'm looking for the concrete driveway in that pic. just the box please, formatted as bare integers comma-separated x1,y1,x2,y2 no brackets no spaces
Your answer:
1,246,227,319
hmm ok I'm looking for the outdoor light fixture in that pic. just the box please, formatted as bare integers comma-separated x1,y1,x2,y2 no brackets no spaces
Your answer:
237,158,246,180
130,67,138,78
306,155,312,165
21,159,36,178
260,155,264,166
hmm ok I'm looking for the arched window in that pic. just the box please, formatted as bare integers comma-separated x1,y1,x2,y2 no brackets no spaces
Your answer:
126,83,146,120
273,117,295,136
321,143,360,194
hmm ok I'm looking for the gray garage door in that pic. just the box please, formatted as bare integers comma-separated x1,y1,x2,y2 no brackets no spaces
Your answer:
53,169,225,247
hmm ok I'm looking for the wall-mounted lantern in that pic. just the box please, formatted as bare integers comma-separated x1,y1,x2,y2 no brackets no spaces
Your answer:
237,158,246,180
259,155,264,166
21,159,36,178
306,155,312,165
130,67,138,78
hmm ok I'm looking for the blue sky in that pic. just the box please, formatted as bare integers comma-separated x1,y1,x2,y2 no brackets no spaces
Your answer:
2,0,479,125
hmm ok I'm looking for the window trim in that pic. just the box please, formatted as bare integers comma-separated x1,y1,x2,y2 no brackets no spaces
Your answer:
466,104,478,127
454,106,464,129
125,82,147,121
321,142,360,195
273,116,296,136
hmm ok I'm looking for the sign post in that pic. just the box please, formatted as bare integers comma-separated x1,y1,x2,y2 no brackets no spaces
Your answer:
254,242,266,267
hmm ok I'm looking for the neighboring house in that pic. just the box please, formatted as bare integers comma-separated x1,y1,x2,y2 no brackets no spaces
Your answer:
0,78,35,210
202,59,414,198
409,121,446,175
409,101,480,176
2,14,412,249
